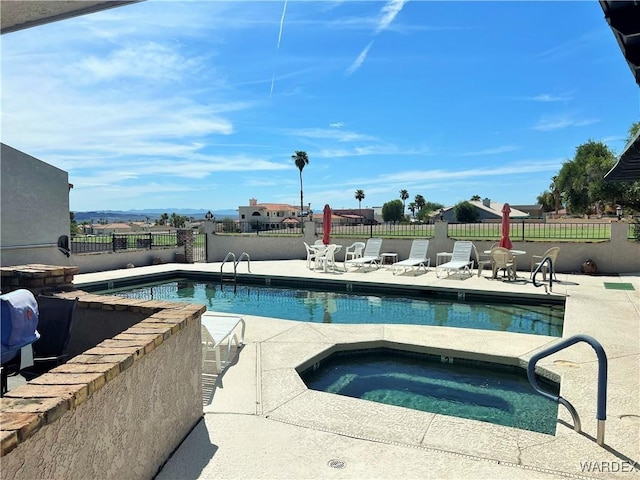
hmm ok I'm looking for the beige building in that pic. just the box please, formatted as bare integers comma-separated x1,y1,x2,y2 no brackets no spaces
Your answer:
237,198,310,232
1,144,73,266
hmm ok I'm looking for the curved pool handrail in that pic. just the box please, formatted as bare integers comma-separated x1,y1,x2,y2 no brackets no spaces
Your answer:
527,334,608,446
235,252,251,273
532,255,553,293
220,252,237,290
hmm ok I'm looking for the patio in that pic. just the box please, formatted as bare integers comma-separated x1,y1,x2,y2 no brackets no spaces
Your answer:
70,260,640,479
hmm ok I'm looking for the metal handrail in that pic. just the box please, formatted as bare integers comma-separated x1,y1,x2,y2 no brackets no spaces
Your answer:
235,252,252,273
220,252,237,290
532,255,553,292
527,334,608,446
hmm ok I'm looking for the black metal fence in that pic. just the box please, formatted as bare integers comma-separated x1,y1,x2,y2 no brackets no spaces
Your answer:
447,221,612,242
70,232,179,254
212,220,619,241
326,222,435,238
213,221,304,235
630,221,640,241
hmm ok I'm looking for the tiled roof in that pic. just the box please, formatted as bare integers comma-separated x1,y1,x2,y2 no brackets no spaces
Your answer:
468,201,529,218
256,203,298,211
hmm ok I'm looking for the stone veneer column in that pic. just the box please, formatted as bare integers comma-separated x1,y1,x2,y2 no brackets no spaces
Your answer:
176,229,194,263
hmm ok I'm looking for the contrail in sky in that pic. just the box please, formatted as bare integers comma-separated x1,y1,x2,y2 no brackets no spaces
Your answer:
346,41,373,76
347,0,407,76
277,0,288,49
271,0,288,97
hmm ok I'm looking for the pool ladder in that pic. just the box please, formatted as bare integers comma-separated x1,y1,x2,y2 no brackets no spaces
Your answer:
220,252,251,291
527,334,608,446
532,255,553,293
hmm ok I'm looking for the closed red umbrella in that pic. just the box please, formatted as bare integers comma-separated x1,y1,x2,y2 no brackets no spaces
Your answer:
499,203,513,249
322,204,332,245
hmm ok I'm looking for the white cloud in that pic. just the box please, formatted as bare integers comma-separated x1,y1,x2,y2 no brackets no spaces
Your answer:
79,42,203,83
460,145,520,156
317,144,429,158
533,116,599,131
531,93,574,103
286,127,375,142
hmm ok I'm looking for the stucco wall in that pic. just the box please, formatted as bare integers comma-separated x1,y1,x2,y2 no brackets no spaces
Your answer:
203,221,640,274
71,247,184,274
1,144,72,267
1,312,203,480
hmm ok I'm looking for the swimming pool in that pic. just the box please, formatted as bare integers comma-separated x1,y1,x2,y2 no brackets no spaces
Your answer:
95,277,564,337
300,348,560,435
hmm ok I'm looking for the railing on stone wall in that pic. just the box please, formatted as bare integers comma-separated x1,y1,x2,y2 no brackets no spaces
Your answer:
325,222,435,238
70,232,180,253
447,221,612,242
208,219,632,242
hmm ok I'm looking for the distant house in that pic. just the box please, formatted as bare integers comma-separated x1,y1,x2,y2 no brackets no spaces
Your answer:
237,198,310,232
511,204,543,219
332,208,376,224
92,223,133,235
434,198,530,222
310,211,368,225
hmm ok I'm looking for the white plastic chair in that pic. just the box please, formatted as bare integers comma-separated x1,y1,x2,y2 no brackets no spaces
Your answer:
491,247,517,281
530,247,560,281
303,242,318,269
392,239,431,275
315,244,339,272
344,242,365,267
473,243,495,278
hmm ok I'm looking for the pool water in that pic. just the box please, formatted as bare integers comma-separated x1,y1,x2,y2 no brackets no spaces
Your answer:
300,349,559,435
99,279,564,336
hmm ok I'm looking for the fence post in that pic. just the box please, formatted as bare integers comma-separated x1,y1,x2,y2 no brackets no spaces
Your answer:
522,220,525,242
112,233,116,252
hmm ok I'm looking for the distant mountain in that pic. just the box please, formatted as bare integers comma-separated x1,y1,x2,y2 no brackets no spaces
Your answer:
73,209,238,223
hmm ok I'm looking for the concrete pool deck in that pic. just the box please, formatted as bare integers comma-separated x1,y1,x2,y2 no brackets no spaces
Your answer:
73,261,640,479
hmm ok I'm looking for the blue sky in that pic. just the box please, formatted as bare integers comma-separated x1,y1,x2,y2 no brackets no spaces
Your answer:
1,1,638,214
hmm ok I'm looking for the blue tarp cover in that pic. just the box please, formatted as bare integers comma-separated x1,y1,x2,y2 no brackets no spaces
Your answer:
1,289,40,364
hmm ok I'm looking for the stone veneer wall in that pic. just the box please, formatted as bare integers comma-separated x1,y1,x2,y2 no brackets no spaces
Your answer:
0,264,79,295
0,265,205,480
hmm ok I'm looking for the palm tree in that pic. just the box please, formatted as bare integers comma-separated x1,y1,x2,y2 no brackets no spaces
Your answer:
399,189,409,217
355,189,365,222
549,176,561,214
408,202,417,219
470,195,481,201
414,194,426,211
292,151,309,224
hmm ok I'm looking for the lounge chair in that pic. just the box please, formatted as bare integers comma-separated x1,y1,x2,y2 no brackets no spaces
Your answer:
491,247,516,281
435,241,474,279
21,295,78,381
345,238,383,271
392,239,431,275
201,313,245,375
530,247,560,281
